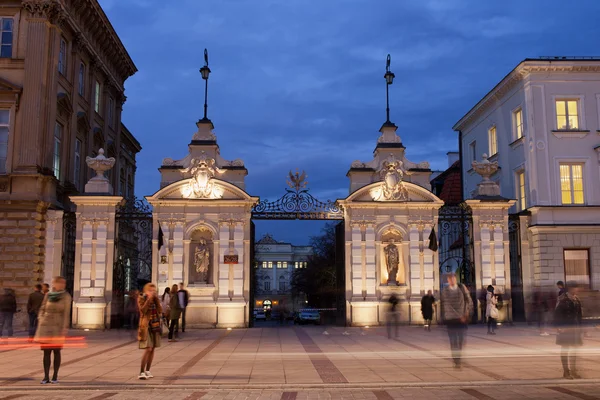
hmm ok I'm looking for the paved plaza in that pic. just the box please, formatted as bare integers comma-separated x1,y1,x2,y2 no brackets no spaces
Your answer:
1,325,600,399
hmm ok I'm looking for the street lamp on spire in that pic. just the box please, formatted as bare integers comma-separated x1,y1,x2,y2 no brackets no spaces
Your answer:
199,48,211,123
383,54,396,127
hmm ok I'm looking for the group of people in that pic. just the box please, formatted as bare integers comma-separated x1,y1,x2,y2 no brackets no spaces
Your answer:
387,273,584,379
0,283,50,339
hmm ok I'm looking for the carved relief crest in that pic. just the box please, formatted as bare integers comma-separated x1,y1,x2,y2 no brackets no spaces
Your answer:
181,152,225,199
372,154,409,201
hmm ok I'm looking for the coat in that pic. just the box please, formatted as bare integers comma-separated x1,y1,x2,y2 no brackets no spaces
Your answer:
169,293,182,320
137,294,162,342
34,292,72,346
0,291,17,313
27,291,44,314
486,292,498,318
554,293,583,346
421,295,435,320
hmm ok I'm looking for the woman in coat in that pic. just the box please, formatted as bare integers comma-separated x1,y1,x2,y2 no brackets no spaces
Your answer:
34,276,71,384
554,281,583,379
138,282,162,380
486,285,498,335
161,287,171,331
168,284,182,342
421,290,435,331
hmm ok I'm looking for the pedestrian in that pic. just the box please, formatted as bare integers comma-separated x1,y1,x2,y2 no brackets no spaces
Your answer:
137,282,162,380
554,281,583,379
34,276,71,384
168,284,182,342
42,284,50,295
0,288,17,338
160,287,171,331
421,290,435,331
486,285,499,335
440,273,473,369
533,289,550,336
126,290,140,330
27,284,45,339
387,293,400,338
557,281,566,298
177,282,189,333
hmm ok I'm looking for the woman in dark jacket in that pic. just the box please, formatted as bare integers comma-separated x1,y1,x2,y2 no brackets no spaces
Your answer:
421,290,435,331
554,281,583,379
168,284,182,342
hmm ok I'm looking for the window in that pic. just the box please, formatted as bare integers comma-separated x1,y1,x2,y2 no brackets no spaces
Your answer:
0,110,9,174
262,261,267,268
53,123,63,180
282,261,287,269
559,163,584,205
0,18,13,58
516,170,526,211
263,261,272,269
74,138,82,190
108,96,114,128
488,126,497,156
58,38,67,75
94,80,101,113
264,281,271,291
78,63,86,96
564,250,590,288
279,282,286,291
555,100,579,130
513,108,523,139
469,141,476,163
277,261,287,269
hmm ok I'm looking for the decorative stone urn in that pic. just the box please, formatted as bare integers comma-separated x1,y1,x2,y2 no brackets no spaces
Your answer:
84,148,116,194
472,153,500,197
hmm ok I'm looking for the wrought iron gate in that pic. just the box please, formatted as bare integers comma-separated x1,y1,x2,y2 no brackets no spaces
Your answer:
61,212,76,297
438,204,475,289
112,197,153,328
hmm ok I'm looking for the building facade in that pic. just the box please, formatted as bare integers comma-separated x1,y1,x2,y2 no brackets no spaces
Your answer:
0,0,139,330
254,233,312,313
454,57,600,317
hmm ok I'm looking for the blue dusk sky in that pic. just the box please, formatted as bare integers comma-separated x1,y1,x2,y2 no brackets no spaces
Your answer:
99,0,600,245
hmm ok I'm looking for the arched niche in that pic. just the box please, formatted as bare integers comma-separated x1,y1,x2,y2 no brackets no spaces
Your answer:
189,226,214,285
379,226,406,286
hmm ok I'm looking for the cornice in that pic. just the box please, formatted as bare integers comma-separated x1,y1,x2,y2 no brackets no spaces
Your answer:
454,61,600,132
22,0,66,25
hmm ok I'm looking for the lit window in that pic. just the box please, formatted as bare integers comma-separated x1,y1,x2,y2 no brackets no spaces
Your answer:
276,261,282,269
0,18,13,58
262,261,267,268
94,80,101,113
282,261,287,269
295,262,299,269
469,141,476,163
555,100,579,130
58,38,67,75
488,126,497,156
78,63,86,96
564,250,590,288
0,110,9,174
74,138,82,190
108,97,114,128
516,170,526,211
559,163,584,205
513,108,523,139
53,123,63,180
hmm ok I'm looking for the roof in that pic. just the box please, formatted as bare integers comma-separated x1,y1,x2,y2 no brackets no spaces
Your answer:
434,160,462,205
453,57,600,132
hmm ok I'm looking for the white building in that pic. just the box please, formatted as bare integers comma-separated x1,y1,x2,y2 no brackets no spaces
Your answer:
454,57,600,313
253,234,312,312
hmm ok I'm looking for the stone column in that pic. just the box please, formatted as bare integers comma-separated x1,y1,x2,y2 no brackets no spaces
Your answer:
232,221,244,298
172,221,185,284
70,148,121,329
364,225,376,299
217,222,230,300
409,224,421,295
43,210,64,283
422,224,435,293
351,224,363,298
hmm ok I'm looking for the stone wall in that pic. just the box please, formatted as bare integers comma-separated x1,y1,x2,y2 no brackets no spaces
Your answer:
0,202,47,332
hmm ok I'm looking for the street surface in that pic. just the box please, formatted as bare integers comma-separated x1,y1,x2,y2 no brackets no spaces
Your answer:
1,324,600,399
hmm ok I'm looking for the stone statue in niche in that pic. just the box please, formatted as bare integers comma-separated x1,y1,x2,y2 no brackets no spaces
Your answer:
193,240,210,283
384,239,400,285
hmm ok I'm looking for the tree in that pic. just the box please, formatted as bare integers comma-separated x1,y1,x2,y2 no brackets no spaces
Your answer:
292,222,338,308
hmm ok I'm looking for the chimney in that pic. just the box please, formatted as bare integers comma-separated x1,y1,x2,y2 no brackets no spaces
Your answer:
447,151,459,168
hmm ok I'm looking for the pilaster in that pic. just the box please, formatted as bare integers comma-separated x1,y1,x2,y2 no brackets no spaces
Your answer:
43,209,64,283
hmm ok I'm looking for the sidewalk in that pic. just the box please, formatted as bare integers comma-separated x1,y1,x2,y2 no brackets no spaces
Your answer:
1,324,599,389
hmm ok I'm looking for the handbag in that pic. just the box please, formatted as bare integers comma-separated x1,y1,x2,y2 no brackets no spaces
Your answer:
489,306,499,319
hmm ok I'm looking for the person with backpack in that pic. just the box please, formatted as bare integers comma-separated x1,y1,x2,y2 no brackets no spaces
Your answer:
440,273,473,369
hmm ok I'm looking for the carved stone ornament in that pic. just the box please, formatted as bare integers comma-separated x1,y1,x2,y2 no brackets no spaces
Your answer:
384,239,400,285
472,153,501,197
371,154,409,201
84,148,116,193
193,240,210,283
181,152,225,199
22,0,65,25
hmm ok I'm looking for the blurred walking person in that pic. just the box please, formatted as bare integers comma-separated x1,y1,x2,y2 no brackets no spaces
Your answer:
0,288,17,339
421,290,435,331
42,284,50,294
486,285,499,335
554,281,583,379
178,283,189,333
533,289,550,336
387,293,400,339
35,277,71,384
161,287,171,331
168,284,182,342
557,281,566,298
138,282,162,380
440,273,473,369
27,284,45,339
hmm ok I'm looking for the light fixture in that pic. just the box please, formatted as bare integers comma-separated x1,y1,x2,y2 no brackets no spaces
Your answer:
199,48,212,122
383,54,396,125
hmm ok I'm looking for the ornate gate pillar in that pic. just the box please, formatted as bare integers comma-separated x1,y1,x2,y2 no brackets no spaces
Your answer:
465,155,515,322
70,149,122,329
